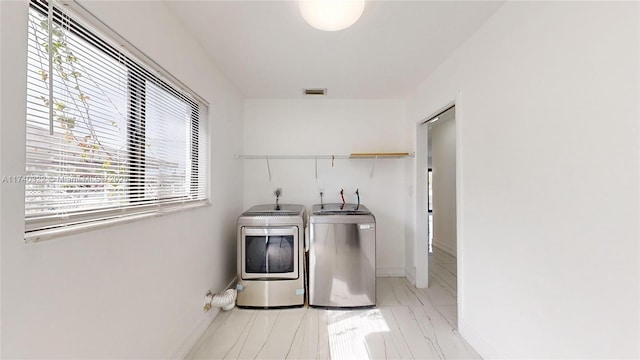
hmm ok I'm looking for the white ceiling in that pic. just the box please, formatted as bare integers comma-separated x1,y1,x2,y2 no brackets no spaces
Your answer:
164,1,504,99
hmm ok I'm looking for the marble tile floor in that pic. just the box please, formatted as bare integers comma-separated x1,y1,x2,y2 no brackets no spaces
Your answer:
428,247,457,325
187,251,478,360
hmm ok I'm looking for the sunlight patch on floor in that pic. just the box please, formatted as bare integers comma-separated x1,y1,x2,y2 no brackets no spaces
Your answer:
327,309,389,360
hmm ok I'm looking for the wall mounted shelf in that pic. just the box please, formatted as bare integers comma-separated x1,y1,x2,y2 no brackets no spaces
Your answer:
235,152,414,180
234,152,413,160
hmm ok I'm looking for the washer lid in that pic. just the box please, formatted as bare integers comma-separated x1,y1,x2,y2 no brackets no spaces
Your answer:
242,204,304,216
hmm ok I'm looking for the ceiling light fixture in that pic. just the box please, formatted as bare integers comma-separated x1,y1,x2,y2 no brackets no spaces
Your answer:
299,0,365,32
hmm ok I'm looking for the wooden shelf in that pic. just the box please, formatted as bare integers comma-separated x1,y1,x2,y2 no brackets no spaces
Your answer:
349,152,411,158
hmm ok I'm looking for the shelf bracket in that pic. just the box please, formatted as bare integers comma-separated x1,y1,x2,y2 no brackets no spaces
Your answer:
370,156,378,178
266,156,272,182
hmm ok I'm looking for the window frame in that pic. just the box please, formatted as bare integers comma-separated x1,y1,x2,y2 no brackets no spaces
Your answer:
427,168,433,213
25,0,209,241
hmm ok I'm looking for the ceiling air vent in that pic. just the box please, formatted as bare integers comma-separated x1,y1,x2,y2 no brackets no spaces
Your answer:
303,88,327,96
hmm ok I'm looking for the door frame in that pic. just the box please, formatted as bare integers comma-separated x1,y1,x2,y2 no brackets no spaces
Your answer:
414,92,463,311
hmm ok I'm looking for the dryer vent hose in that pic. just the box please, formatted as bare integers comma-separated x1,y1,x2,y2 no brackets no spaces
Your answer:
212,289,237,311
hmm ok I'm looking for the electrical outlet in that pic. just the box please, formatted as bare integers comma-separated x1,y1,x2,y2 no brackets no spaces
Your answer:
203,290,213,312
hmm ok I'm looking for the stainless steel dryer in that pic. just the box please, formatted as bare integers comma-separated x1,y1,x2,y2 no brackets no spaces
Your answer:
236,204,305,308
308,203,376,308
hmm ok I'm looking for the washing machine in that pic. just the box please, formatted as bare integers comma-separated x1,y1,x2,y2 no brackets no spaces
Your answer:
308,203,376,308
236,204,305,308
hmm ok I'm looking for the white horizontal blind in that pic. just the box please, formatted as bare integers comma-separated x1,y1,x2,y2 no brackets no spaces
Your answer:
25,0,209,239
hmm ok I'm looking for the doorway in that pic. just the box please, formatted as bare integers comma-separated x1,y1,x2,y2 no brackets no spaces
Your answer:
416,105,459,325
428,107,456,257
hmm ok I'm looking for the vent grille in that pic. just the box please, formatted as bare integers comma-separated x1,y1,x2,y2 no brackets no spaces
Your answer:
303,88,327,96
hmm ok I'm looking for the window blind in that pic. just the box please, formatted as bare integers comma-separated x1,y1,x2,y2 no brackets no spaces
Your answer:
25,0,209,240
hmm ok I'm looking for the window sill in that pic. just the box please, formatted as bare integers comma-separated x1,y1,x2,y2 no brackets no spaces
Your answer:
24,200,210,243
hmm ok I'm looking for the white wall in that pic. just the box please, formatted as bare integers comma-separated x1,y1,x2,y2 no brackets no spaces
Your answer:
407,1,639,358
243,99,408,276
431,114,456,256
1,1,243,358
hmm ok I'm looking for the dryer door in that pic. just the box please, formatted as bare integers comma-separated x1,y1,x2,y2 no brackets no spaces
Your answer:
241,226,299,280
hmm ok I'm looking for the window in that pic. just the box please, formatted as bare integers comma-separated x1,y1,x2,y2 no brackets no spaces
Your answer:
427,168,433,213
25,0,208,240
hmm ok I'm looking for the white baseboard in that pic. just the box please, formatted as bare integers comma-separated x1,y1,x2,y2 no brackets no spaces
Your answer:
459,320,503,360
376,267,406,277
433,243,456,257
405,266,416,285
172,307,219,360
172,276,238,360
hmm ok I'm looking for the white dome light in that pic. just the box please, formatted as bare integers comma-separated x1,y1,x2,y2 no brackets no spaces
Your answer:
299,0,365,32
